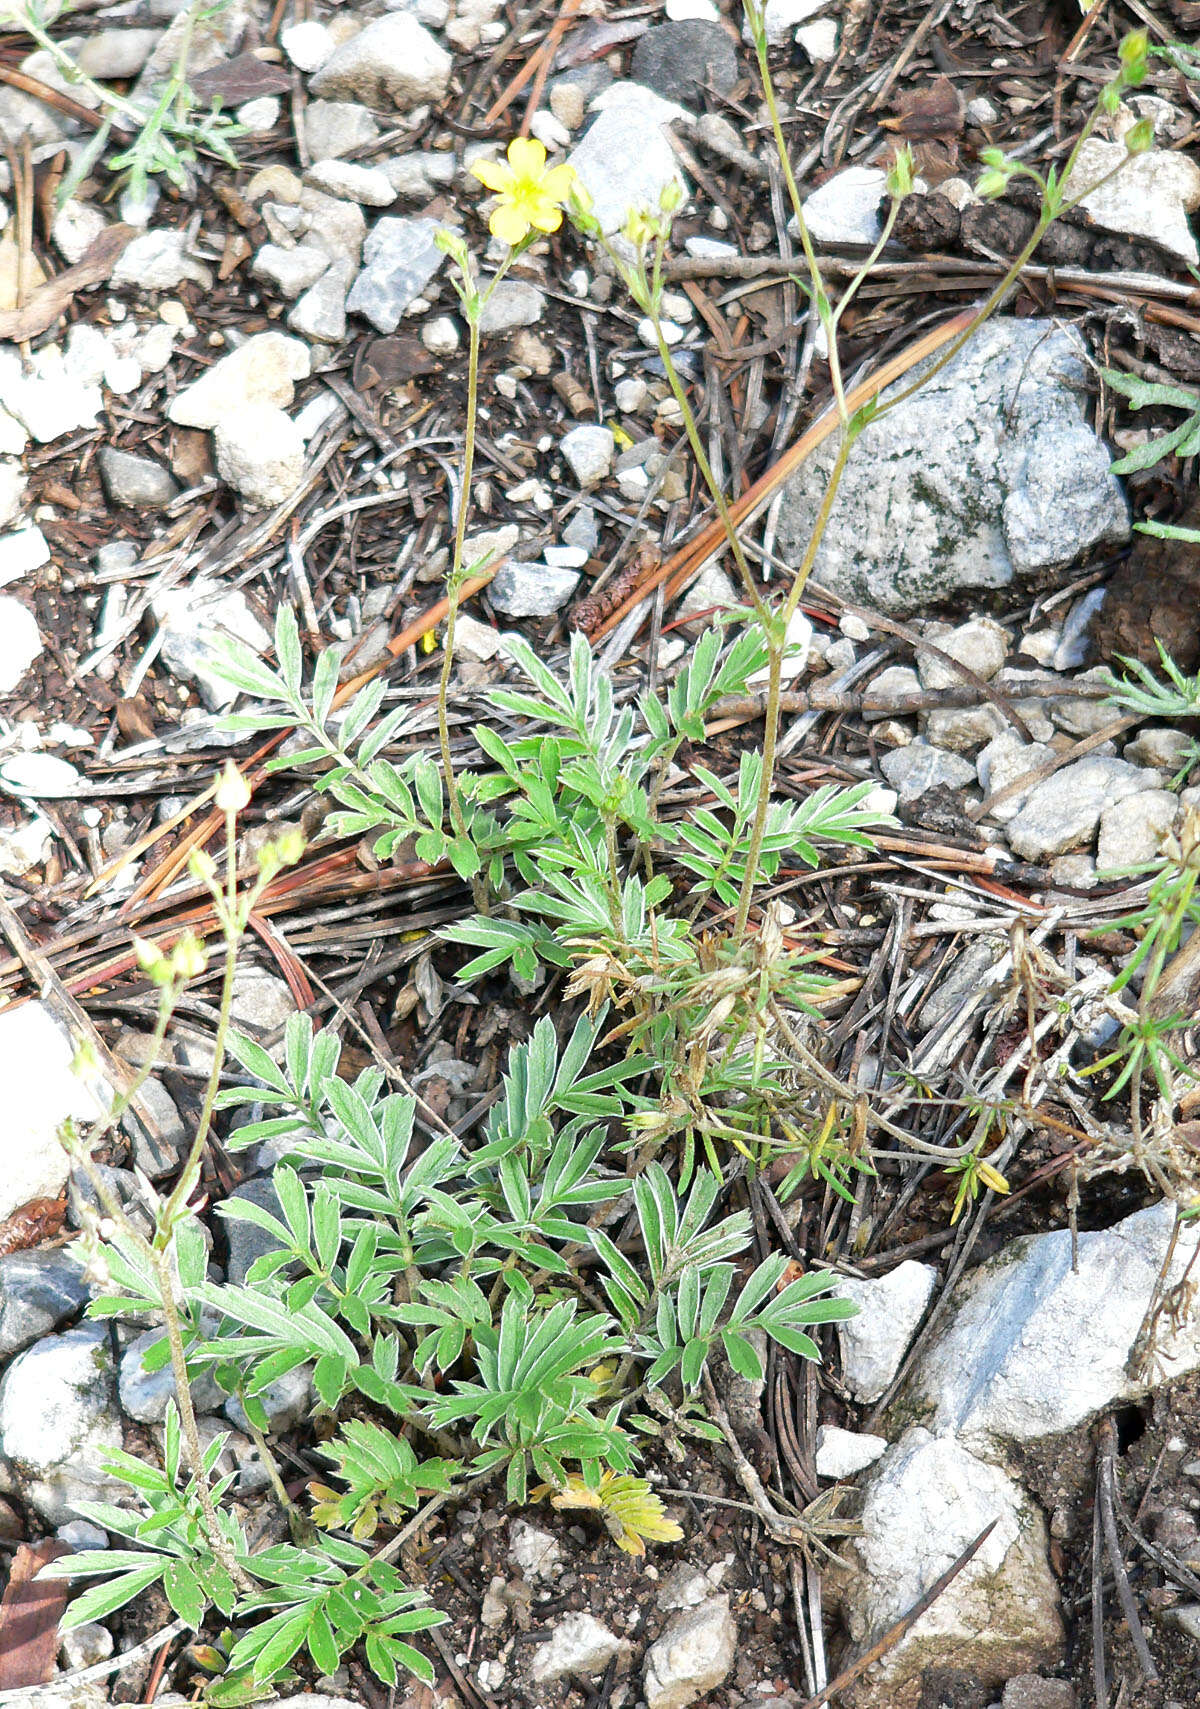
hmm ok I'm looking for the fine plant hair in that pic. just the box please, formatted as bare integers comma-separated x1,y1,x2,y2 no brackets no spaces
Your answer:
40,20,1169,1694
17,0,246,209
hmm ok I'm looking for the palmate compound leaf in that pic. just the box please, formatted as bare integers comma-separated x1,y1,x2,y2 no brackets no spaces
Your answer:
542,1471,683,1556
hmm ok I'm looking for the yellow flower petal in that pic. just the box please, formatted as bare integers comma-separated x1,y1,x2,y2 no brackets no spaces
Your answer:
540,163,577,201
489,202,532,244
471,158,514,193
529,204,564,234
507,135,547,176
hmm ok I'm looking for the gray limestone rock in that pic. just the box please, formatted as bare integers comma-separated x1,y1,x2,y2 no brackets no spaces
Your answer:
490,563,580,617
568,85,688,235
842,1428,1064,1706
630,22,739,106
880,742,975,803
1005,755,1158,862
643,1595,737,1709
346,217,445,334
308,14,452,110
0,1325,124,1524
302,101,380,161
776,319,1128,614
906,1201,1200,1451
96,447,179,510
0,1251,90,1359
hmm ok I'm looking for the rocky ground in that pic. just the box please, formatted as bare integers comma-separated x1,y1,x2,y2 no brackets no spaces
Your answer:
4,1,1200,1708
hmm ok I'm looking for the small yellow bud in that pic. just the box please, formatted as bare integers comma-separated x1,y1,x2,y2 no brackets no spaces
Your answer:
170,931,207,981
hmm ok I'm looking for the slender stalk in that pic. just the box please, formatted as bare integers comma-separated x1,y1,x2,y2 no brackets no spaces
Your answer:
733,436,850,936
152,1247,253,1589
156,808,240,1244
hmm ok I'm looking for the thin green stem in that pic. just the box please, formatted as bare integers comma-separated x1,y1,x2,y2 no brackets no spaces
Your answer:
733,436,850,936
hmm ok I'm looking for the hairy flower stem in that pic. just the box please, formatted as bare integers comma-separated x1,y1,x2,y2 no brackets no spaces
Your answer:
157,808,240,1242
439,252,514,904
733,436,850,937
151,1247,252,1589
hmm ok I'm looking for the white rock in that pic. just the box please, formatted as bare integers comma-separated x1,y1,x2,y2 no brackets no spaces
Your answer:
615,377,648,412
0,595,40,691
308,14,452,110
0,1325,123,1526
843,1428,1063,1705
152,577,273,711
676,561,741,623
881,742,976,802
491,563,580,618
918,618,1009,689
799,167,888,245
168,331,311,429
0,753,80,799
120,1326,224,1424
237,96,280,134
561,424,615,488
568,86,689,235
1124,727,1193,771
864,663,921,719
815,1425,889,1479
834,1261,937,1403
422,315,460,355
281,18,335,71
509,1518,561,1578
530,1613,630,1683
214,403,306,509
967,96,1000,127
0,812,52,875
1005,756,1159,862
0,1002,107,1220
908,1202,1200,1450
478,279,545,335
0,522,45,587
530,109,571,151
797,17,837,58
1065,137,1200,265
59,1622,114,1670
225,1365,312,1435
0,346,100,444
288,256,355,344
252,243,331,299
77,28,162,79
643,1595,737,1709
977,731,1056,822
305,158,396,206
111,228,211,291
453,613,503,660
51,199,108,265
924,702,1006,754
1096,789,1178,871
745,0,824,46
303,100,381,162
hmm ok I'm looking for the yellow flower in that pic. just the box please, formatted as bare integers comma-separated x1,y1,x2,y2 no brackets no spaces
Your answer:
471,136,576,246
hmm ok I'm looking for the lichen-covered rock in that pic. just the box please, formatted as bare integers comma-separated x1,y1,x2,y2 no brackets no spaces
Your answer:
904,1201,1200,1452
776,319,1128,615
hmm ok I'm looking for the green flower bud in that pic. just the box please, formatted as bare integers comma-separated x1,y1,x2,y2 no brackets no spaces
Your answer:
1124,116,1155,155
886,144,914,200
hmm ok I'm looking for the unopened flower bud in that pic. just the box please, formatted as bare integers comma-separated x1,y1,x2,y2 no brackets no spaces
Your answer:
215,759,251,814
